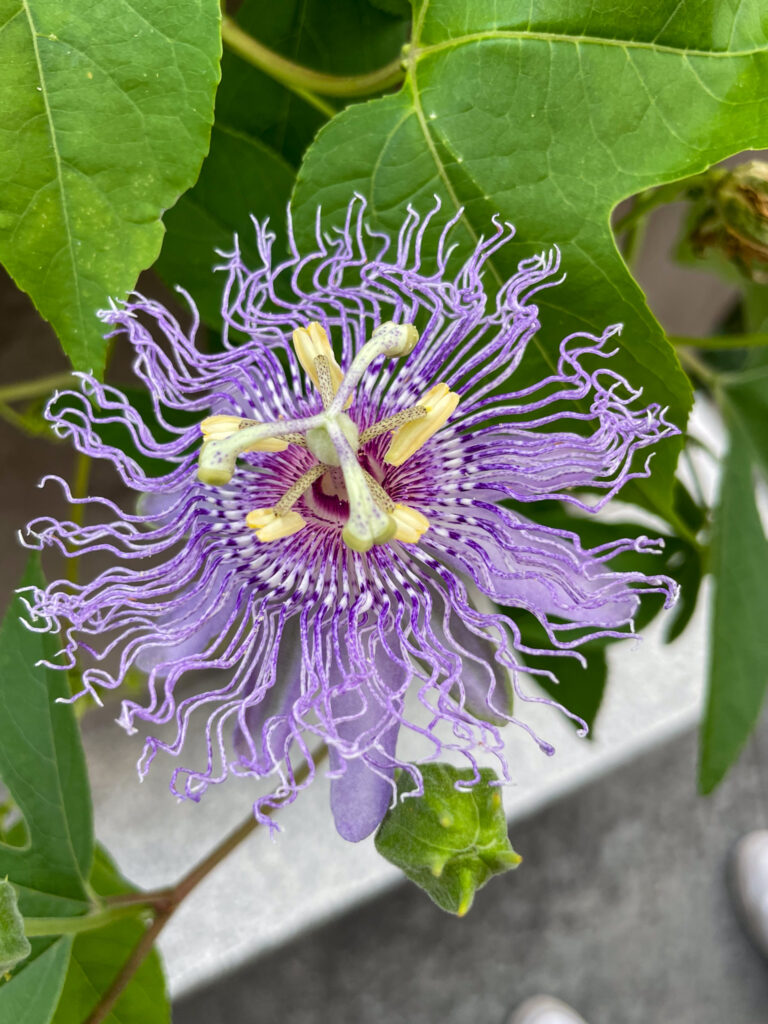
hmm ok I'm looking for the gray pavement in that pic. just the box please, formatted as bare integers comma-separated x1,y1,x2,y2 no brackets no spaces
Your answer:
174,717,768,1024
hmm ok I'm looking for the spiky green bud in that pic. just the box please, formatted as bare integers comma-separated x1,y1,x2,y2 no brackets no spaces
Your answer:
374,764,521,916
0,879,31,975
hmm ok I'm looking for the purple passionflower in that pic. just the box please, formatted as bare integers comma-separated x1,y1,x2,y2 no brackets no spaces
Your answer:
24,198,677,841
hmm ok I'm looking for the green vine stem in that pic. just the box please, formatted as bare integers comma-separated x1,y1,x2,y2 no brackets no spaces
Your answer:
0,371,74,404
677,347,718,388
221,15,405,111
670,332,768,350
84,746,328,1024
613,179,697,236
66,451,93,586
24,905,145,938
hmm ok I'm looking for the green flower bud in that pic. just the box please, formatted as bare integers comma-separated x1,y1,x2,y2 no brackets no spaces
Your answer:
0,879,31,975
375,764,521,916
689,161,768,281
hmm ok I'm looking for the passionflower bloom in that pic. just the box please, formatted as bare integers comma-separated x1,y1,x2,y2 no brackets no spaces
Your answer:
24,198,677,841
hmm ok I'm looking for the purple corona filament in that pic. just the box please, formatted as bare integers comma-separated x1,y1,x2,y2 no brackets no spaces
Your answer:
22,198,678,841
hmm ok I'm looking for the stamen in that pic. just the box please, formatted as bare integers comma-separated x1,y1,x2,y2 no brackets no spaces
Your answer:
292,323,345,398
392,504,430,544
358,405,427,445
246,507,306,542
201,415,289,453
384,383,460,466
274,463,327,516
313,354,336,410
362,470,395,512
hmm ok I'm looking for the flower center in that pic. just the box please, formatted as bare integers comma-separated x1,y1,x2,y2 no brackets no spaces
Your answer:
197,322,459,553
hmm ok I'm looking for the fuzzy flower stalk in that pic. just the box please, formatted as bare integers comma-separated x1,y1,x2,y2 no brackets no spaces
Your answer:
23,198,677,842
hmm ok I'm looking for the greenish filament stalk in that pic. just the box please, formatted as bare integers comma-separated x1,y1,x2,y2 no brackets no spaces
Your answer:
358,405,427,444
274,463,327,515
313,354,335,409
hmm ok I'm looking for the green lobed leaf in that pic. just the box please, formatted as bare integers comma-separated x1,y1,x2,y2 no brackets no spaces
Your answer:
291,0,768,511
0,0,222,376
51,845,169,1024
0,555,92,917
156,0,409,325
699,409,768,793
375,764,521,915
0,880,31,974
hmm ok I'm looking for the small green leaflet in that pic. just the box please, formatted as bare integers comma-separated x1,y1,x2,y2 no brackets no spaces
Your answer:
0,937,72,1024
0,556,93,915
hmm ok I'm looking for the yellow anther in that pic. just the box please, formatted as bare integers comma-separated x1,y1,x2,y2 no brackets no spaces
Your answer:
245,507,306,542
292,322,347,403
392,504,430,543
201,416,288,453
384,383,460,466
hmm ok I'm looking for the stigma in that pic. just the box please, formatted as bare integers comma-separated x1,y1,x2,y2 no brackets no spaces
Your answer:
197,321,459,553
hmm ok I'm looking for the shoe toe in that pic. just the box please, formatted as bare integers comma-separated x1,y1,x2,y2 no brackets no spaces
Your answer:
732,829,768,957
507,995,588,1024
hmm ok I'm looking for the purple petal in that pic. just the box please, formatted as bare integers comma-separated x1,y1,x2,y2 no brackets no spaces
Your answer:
328,640,407,842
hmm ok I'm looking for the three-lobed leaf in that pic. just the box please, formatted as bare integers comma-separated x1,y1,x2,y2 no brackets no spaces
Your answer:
292,0,768,511
0,557,168,1020
0,0,222,375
